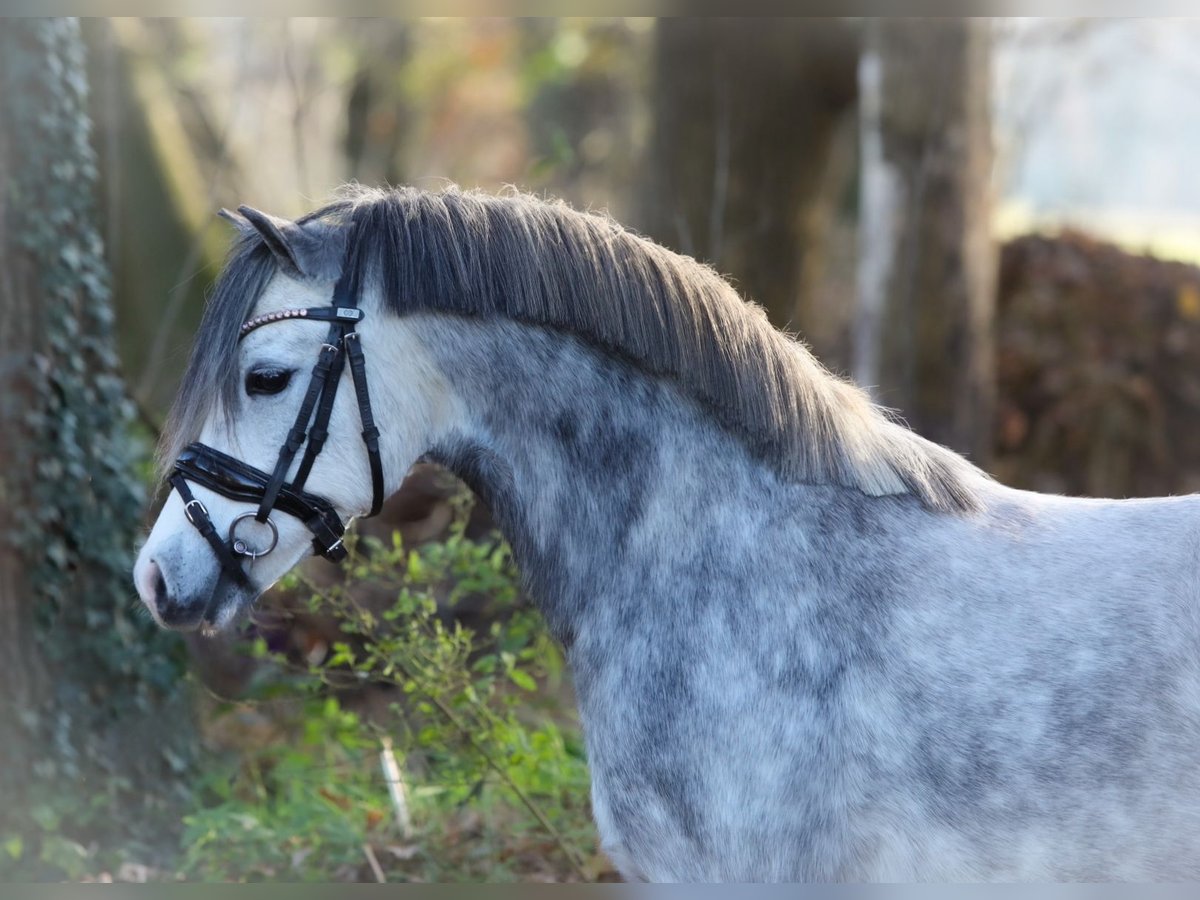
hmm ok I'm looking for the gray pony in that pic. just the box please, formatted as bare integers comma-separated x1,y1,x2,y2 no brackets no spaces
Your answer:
135,185,1200,881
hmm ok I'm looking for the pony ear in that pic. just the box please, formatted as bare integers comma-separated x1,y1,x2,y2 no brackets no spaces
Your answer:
219,205,349,282
217,207,252,231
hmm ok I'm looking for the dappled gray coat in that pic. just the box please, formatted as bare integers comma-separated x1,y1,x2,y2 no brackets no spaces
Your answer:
140,186,1200,881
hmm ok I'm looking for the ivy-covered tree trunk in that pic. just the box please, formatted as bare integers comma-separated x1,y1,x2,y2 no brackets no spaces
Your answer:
0,24,48,779
0,19,193,877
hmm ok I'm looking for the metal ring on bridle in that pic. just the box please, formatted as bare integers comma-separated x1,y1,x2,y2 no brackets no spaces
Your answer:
228,512,279,559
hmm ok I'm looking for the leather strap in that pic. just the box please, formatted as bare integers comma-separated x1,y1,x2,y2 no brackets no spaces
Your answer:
345,331,385,517
293,331,349,489
256,329,341,521
239,304,363,339
175,443,347,560
169,472,250,587
170,218,378,589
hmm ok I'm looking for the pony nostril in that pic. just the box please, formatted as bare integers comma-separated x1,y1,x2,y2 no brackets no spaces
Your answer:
137,559,204,631
136,558,165,610
153,566,168,607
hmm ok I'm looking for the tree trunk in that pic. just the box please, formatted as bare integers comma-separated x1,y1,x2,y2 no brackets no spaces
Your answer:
639,18,858,348
0,19,194,871
343,20,413,187
853,18,995,462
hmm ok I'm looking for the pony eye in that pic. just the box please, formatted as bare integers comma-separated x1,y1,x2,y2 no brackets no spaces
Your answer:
245,367,294,397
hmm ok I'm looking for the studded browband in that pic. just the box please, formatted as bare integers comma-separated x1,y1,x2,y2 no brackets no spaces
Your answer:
239,304,364,338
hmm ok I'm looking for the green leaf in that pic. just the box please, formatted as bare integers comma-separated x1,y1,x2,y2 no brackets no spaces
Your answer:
3,837,23,861
508,669,537,692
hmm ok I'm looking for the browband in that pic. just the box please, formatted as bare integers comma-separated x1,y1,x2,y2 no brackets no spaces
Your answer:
239,305,364,338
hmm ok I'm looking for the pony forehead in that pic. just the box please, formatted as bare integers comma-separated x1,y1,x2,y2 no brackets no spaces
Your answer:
253,269,334,315
236,273,336,338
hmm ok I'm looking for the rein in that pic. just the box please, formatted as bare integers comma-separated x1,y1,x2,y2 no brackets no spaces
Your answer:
169,229,384,600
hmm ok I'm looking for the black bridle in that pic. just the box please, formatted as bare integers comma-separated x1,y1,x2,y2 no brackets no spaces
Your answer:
169,239,384,594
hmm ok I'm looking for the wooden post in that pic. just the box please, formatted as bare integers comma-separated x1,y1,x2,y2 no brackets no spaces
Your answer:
854,19,995,462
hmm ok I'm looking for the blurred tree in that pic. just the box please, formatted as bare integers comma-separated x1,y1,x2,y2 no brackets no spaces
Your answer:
518,19,641,213
343,20,413,187
0,19,193,875
853,18,995,462
84,18,231,420
638,18,858,347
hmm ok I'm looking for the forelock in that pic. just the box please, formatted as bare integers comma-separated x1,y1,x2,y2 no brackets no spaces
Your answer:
156,235,277,482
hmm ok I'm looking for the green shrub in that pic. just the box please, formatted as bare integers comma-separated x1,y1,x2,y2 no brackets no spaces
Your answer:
179,508,599,882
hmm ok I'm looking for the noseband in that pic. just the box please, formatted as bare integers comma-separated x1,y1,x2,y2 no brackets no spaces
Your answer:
169,239,384,594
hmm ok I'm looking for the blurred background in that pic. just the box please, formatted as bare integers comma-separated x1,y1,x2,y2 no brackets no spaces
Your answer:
3,16,1200,883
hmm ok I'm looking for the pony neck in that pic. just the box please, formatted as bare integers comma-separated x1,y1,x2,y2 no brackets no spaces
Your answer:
412,314,767,644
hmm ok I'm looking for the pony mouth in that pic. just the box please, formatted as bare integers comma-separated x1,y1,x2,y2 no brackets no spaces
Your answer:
195,573,260,635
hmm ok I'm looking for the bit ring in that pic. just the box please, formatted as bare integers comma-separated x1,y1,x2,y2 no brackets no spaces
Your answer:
228,512,279,559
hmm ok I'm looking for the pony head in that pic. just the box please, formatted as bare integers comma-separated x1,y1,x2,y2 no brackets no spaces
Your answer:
133,203,441,631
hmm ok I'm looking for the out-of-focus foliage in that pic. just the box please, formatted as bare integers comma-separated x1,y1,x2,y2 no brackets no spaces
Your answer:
996,231,1200,497
173,503,603,883
518,19,644,204
96,19,653,423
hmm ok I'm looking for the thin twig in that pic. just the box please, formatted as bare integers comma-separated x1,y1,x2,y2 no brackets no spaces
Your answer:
396,656,592,881
282,20,311,200
288,554,593,881
379,735,413,839
362,843,387,883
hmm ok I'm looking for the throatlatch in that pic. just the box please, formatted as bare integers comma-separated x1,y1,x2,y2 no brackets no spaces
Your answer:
169,225,385,593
